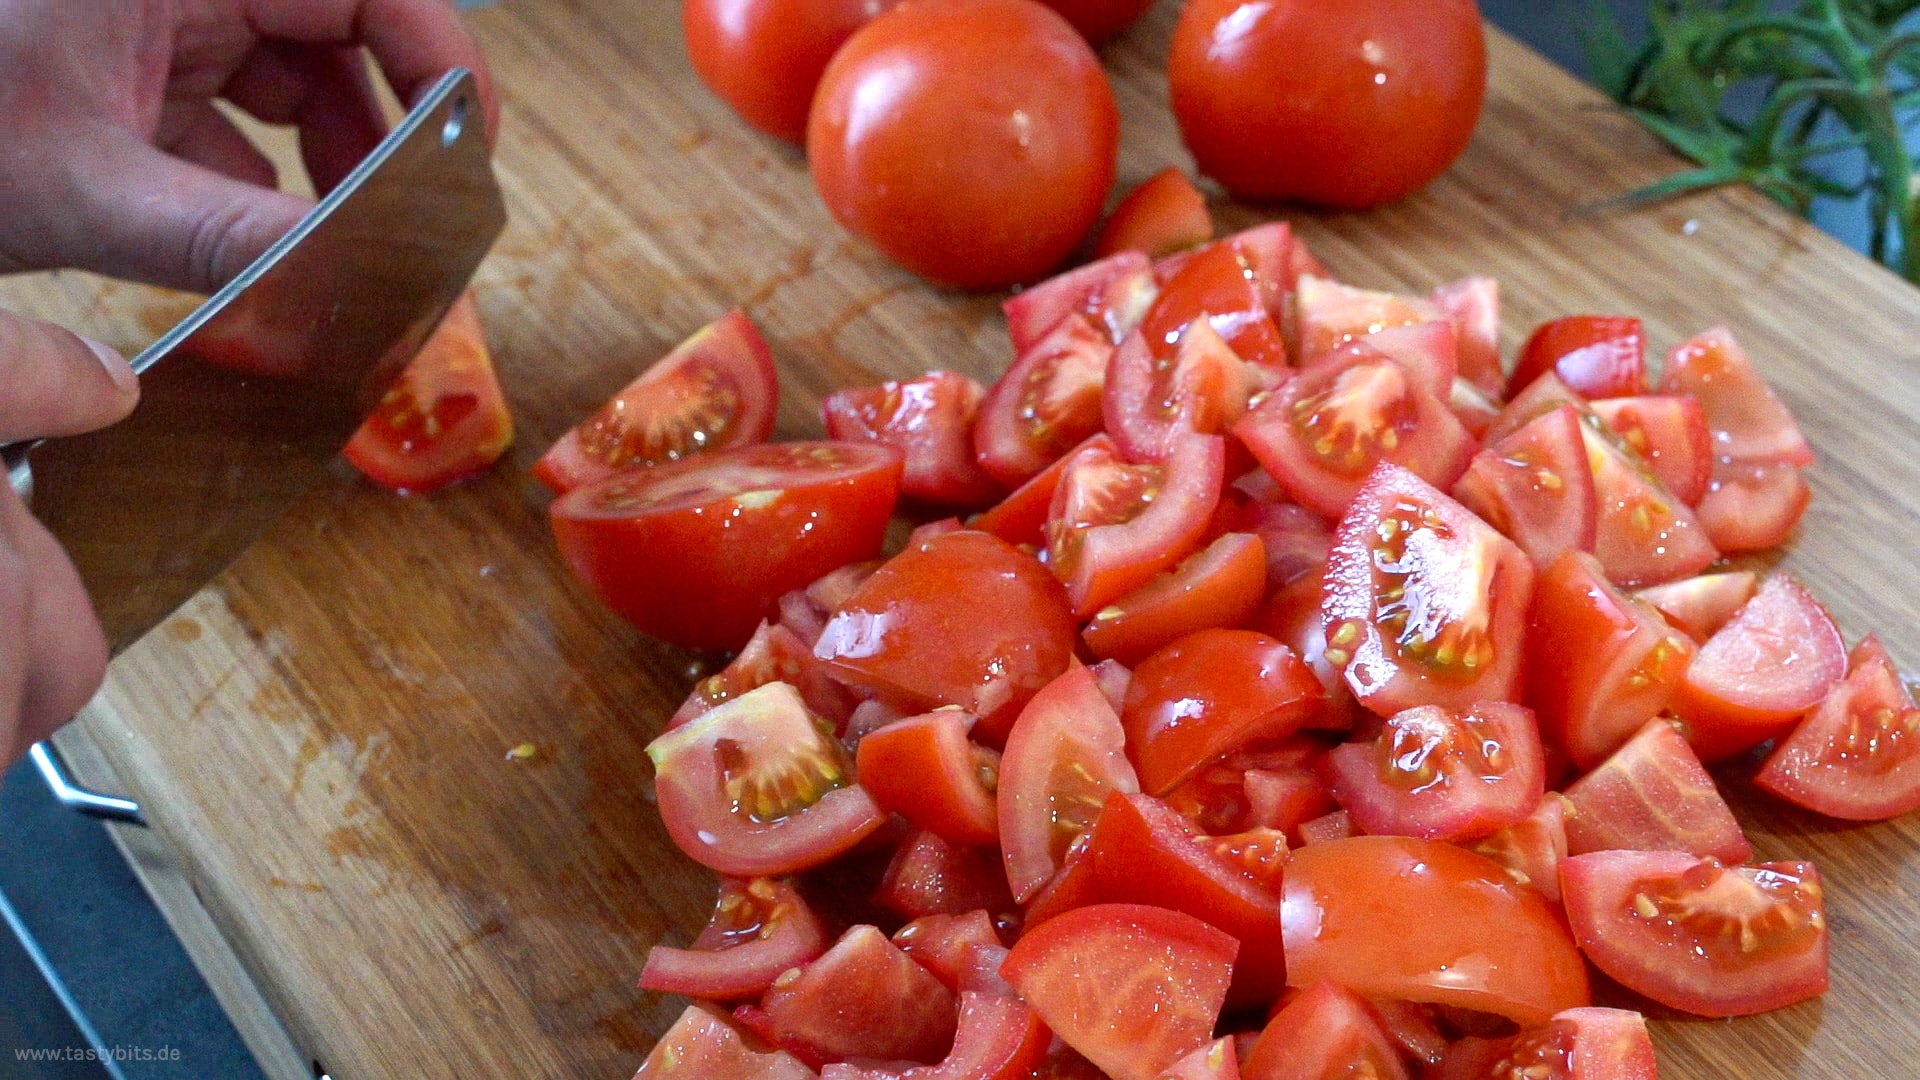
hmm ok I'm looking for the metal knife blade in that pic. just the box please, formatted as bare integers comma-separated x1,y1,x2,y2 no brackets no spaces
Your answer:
1,67,505,655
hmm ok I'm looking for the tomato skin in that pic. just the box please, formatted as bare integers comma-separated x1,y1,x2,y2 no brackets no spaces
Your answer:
682,0,891,142
1327,701,1546,842
635,1004,816,1080
1510,315,1647,400
1034,0,1155,43
1093,168,1213,260
821,990,1051,1080
638,877,830,1001
824,371,1004,508
1104,323,1259,463
971,432,1115,549
856,711,1000,847
808,0,1118,288
998,664,1140,902
1047,431,1225,620
757,924,960,1065
1559,851,1829,1018
346,293,513,492
1080,532,1268,667
1122,629,1325,795
1168,0,1487,208
1138,239,1290,370
1281,836,1591,1026
671,619,857,731
1694,459,1811,553
1755,641,1920,821
974,316,1114,490
1560,717,1752,864
553,441,902,651
1242,981,1410,1080
1672,572,1847,762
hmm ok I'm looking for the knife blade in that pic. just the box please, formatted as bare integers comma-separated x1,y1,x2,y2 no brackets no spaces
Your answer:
2,67,505,655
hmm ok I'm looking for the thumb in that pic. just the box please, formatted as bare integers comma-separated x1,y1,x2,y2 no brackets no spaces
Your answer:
0,309,140,442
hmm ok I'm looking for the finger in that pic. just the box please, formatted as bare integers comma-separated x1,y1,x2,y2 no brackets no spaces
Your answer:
0,309,140,441
241,0,499,144
0,501,30,767
0,485,107,753
223,43,387,195
156,100,281,189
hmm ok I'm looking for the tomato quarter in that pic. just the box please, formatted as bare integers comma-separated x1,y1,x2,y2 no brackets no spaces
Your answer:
346,293,513,492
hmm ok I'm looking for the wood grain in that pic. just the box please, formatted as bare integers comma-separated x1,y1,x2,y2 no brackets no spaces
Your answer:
4,0,1920,1075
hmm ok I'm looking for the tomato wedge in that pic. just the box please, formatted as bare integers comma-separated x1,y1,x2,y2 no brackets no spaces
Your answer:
1093,168,1213,260
634,1004,815,1080
671,619,856,731
974,315,1114,489
1633,570,1757,644
1139,238,1289,369
1160,1038,1238,1080
1327,701,1545,842
1103,322,1259,462
1430,276,1503,400
1590,395,1712,506
824,371,1003,507
1756,639,1920,820
1430,1007,1658,1080
1122,629,1324,795
1452,404,1597,570
1292,275,1439,365
1560,851,1829,1017
1560,717,1752,864
1468,794,1569,903
1580,419,1719,587
1672,572,1847,761
821,990,1050,1080
1081,532,1267,667
1509,315,1646,400
1242,981,1409,1080
1003,250,1158,355
346,293,513,492
877,830,1017,922
756,925,959,1066
1045,431,1224,620
533,308,774,493
856,711,1000,847
1660,326,1813,467
1694,459,1811,553
998,664,1140,902
639,878,830,1000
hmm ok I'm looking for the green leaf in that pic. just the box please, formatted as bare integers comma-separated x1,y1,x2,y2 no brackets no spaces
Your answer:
1595,165,1747,211
1629,106,1742,166
1577,0,1641,99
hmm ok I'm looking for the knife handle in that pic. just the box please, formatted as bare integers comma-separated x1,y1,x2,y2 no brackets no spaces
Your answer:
3,441,30,503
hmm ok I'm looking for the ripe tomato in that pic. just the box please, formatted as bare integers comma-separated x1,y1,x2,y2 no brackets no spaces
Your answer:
1430,1008,1659,1080
974,315,1113,490
1138,239,1290,369
669,618,856,730
681,0,892,142
755,925,960,1065
891,910,1003,991
532,308,776,494
1633,570,1757,644
877,830,1017,921
1121,629,1323,795
1673,572,1847,761
1661,326,1813,467
824,370,1003,507
1160,1038,1238,1080
1292,276,1439,367
1080,531,1268,667
807,0,1118,288
1429,276,1503,399
638,878,829,1000
1694,459,1811,552
998,664,1139,902
1093,168,1213,260
856,710,1001,847
1560,717,1752,864
1452,404,1598,571
1560,851,1829,1017
1578,412,1719,587
633,1004,814,1079
1103,323,1259,463
1755,639,1920,821
345,293,513,492
1003,250,1157,356
1168,0,1487,208
1590,395,1712,506
551,441,901,651
1467,794,1569,903
825,990,1052,1080
1242,982,1409,1080
1281,836,1591,1026
971,432,1115,548
1326,701,1546,842
1034,0,1155,43
1510,315,1647,400
1001,903,1237,1080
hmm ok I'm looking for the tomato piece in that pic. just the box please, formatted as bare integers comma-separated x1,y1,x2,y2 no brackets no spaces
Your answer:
346,293,512,492
1694,459,1811,553
1282,836,1590,1026
1590,395,1712,506
1482,368,1587,447
1295,809,1354,845
1510,315,1646,400
856,711,1000,847
1327,701,1545,842
1209,826,1292,893
1560,851,1828,1017
1580,418,1719,587
999,664,1140,901
892,911,1005,989
1429,276,1502,400
1046,431,1225,620
757,924,959,1065
1004,251,1158,356
820,990,1050,1080
1122,629,1324,794
1088,657,1133,715
1169,0,1486,208
681,0,892,142
647,683,888,876
1633,570,1757,644
1240,497,1334,591
1561,717,1752,863
639,877,830,1001
1660,326,1813,467
1160,741,1331,837
1139,239,1290,369
808,0,1117,288
1452,404,1598,570
1081,532,1267,667
1672,572,1847,762
1756,641,1920,820
553,441,900,651
1000,903,1237,1080
1291,276,1441,367
634,1004,816,1080
1159,1038,1238,1080
672,620,857,731
877,830,1016,922
1253,567,1362,731
815,530,1077,743
1448,376,1503,440
1525,551,1697,771
824,372,1003,508
1242,981,1410,1080
970,432,1114,549
1322,463,1535,716
777,559,880,647
1033,0,1155,43
1344,320,1458,403
1104,323,1260,462
1467,794,1569,903
1429,1007,1658,1080
534,308,774,494
975,316,1114,490
1094,168,1213,260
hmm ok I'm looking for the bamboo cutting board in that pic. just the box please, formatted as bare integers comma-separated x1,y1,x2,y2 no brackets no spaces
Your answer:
7,0,1920,1075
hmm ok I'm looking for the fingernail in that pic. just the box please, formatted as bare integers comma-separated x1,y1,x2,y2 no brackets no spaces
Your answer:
84,337,139,394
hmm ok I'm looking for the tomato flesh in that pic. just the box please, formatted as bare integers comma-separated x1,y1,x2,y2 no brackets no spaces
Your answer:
1510,315,1646,400
757,924,959,1065
671,619,856,731
1590,395,1712,507
1139,239,1289,370
1046,432,1224,620
1756,641,1920,821
1104,322,1258,463
1242,981,1409,1080
1661,326,1813,467
1633,571,1757,645
975,315,1114,490
856,711,1000,847
877,830,1017,922
820,990,1051,1080
634,1004,815,1079
1695,459,1811,553
1673,572,1847,761
1094,168,1213,260
1452,404,1598,571
998,664,1140,903
639,877,830,1001
1327,701,1545,842
1431,1007,1659,1080
1003,251,1157,356
824,371,1002,508
1122,629,1323,795
347,293,513,492
1081,532,1268,667
1560,717,1752,864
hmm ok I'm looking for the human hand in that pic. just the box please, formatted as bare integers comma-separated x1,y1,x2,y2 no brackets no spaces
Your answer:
0,319,140,766
0,0,497,295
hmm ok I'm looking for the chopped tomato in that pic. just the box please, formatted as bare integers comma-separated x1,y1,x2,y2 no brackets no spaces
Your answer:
1292,275,1439,364
670,619,856,731
824,371,1003,507
1240,497,1335,591
998,664,1140,902
1633,570,1757,644
1160,741,1332,837
855,711,1000,846
1660,326,1813,467
1081,532,1268,667
815,530,1077,743
892,911,1004,988
1468,793,1569,903
1756,639,1920,820
646,683,888,876
1560,717,1752,863
876,830,1016,921
1448,376,1502,440
756,924,959,1065
633,1004,815,1079
1452,404,1597,570
1590,395,1712,506
1344,319,1458,402
1139,238,1289,369
1322,463,1535,717
639,878,829,1001
1122,629,1324,794
1672,572,1847,761
1580,417,1719,587
1429,276,1502,400
780,560,881,647
346,293,513,492
1253,566,1361,731
1159,1038,1238,1080
533,308,772,493
1001,903,1237,1080
1093,168,1213,260
1327,701,1546,842
1694,459,1811,552
821,990,1051,1080
970,432,1114,548
1509,315,1646,400
1560,851,1829,1017
552,441,901,651
1281,836,1591,1026
1430,1007,1659,1080
974,315,1114,489
1003,250,1158,355
1242,981,1410,1080
1295,809,1354,845
1104,322,1259,462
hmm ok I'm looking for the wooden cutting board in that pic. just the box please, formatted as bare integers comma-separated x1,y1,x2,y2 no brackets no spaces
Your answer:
7,0,1920,1075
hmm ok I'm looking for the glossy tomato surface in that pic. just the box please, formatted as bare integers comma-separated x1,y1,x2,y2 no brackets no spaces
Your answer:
346,293,513,492
823,370,1003,507
1093,167,1213,260
757,924,960,1064
1036,0,1155,43
808,0,1118,288
1326,701,1545,842
1168,0,1486,208
1242,981,1409,1080
638,877,829,1000
1756,640,1920,821
682,0,892,142
1121,629,1322,795
998,664,1140,902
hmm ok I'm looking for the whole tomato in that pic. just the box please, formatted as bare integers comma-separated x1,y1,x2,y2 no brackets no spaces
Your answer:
680,0,894,144
807,0,1119,289
1168,0,1487,209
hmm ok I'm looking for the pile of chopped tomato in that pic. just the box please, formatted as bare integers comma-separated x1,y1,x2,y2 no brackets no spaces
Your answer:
528,222,1916,1080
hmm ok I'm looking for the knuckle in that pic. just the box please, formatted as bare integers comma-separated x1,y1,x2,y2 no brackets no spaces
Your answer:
186,199,257,294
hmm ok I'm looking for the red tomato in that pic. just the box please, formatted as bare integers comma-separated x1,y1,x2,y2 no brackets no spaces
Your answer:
1242,981,1409,1080
756,924,959,1065
807,0,1118,288
1322,463,1536,717
1633,570,1758,644
891,910,1004,991
1161,741,1332,837
823,990,1052,1080
647,683,888,876
777,559,880,647
345,293,512,492
670,619,856,731
998,664,1139,902
1081,532,1268,667
824,371,1003,508
1034,0,1155,43
1673,572,1847,761
1560,851,1829,1017
552,441,900,650
1510,315,1647,400
532,308,775,494
1590,395,1713,506
1292,276,1440,366
1756,640,1920,820
1429,276,1503,400
1168,0,1486,208
1159,1038,1239,1080
1282,836,1591,1026
1560,717,1752,864
1003,250,1157,356
1338,319,1459,403
1121,629,1323,795
1452,404,1598,571
1240,498,1335,591
877,830,1017,922
815,530,1078,742
1138,239,1290,369
1327,701,1546,842
1660,326,1813,467
970,432,1113,549
639,878,830,1000
1001,903,1237,1080
1093,168,1213,260
1429,1007,1659,1080
1579,416,1719,587
1104,323,1260,463
681,0,892,142
1694,459,1811,552
633,1004,814,1079
1467,794,1569,903
856,711,1001,847
974,315,1113,489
